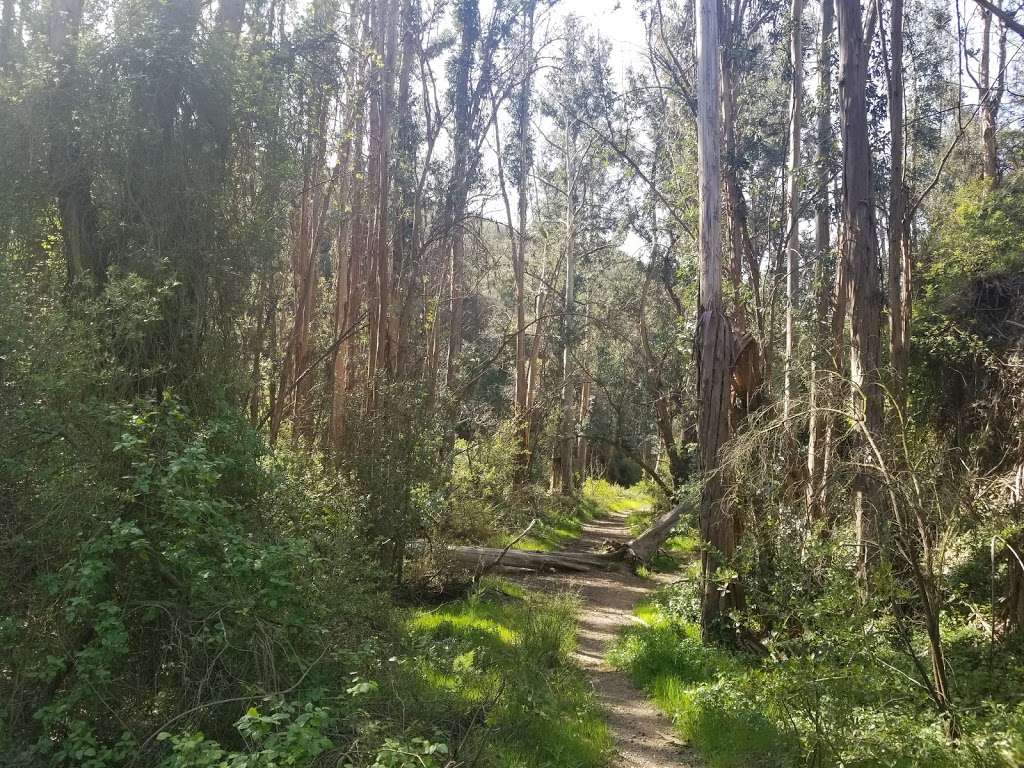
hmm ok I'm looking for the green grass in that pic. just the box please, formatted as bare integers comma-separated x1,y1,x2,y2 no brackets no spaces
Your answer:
403,577,613,767
505,478,654,552
511,502,591,551
609,593,1024,768
583,478,653,516
608,603,802,768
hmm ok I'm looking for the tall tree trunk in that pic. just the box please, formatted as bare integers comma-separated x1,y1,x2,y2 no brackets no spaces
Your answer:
366,0,400,408
721,41,746,335
443,0,480,388
806,0,834,520
977,0,1005,184
641,138,687,487
326,71,370,445
553,116,577,496
292,94,333,444
783,0,804,420
576,376,591,476
329,4,369,453
524,288,550,472
514,3,536,474
424,267,445,402
640,279,687,486
696,0,737,640
248,275,273,423
574,300,591,481
838,0,885,586
345,132,369,392
446,232,466,387
49,0,104,287
721,9,764,341
886,0,910,410
389,0,419,379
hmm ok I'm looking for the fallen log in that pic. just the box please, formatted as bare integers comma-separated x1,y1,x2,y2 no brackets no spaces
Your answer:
620,497,693,563
411,498,694,574
430,544,621,573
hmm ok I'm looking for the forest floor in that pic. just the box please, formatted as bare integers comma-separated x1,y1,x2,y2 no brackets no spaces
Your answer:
521,506,702,768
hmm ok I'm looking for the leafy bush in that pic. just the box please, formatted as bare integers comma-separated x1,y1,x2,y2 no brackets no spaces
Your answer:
915,173,1024,439
612,581,1024,768
158,702,334,768
0,273,388,766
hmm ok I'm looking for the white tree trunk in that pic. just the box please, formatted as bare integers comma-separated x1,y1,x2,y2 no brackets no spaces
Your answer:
695,0,736,639
806,0,834,519
783,0,805,420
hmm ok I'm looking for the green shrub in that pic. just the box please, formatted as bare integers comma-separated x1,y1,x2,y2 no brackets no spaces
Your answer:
0,271,392,766
612,586,1024,768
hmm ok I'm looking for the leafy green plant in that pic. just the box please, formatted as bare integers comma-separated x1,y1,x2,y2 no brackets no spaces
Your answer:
612,579,1024,768
158,701,334,768
366,738,450,768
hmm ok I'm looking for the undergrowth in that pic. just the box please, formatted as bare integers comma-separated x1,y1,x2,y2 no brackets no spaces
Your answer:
610,586,1024,768
402,578,613,767
508,493,595,551
506,478,652,552
150,578,612,768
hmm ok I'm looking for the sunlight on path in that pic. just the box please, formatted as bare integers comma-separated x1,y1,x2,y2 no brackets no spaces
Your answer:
523,507,702,768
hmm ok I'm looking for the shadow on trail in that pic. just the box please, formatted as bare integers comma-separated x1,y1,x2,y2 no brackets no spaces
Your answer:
519,509,702,768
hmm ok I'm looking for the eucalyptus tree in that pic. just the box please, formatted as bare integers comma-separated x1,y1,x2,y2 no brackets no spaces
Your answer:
806,0,835,518
695,0,738,638
440,0,519,389
783,0,805,420
533,16,620,494
837,0,885,584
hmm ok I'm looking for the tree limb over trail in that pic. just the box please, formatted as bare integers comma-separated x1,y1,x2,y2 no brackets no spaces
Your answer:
424,498,693,574
972,0,1024,39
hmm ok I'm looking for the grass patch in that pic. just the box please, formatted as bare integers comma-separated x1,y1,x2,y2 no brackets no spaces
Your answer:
584,478,653,516
402,577,613,767
608,602,804,767
610,590,1024,768
511,501,590,551
504,478,653,552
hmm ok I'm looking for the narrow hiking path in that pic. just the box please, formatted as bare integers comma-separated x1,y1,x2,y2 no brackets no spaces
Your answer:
522,508,702,768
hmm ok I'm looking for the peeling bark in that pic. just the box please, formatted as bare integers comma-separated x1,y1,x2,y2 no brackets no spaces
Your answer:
696,0,738,638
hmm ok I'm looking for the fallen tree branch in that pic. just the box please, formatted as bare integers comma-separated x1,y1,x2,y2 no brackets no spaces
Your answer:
438,545,620,573
478,519,537,577
411,497,695,574
617,496,693,563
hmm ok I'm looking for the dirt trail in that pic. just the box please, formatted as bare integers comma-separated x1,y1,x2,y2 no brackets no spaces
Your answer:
523,510,701,768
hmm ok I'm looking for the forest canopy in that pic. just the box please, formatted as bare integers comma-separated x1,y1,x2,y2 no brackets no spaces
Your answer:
2,0,1024,765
